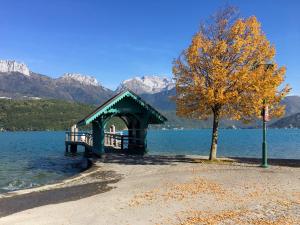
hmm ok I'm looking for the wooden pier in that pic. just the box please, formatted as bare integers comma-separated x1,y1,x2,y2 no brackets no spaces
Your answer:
65,131,93,153
65,129,146,154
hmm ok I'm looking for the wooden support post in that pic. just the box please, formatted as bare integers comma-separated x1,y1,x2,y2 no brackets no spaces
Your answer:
121,136,124,151
65,144,69,153
71,125,75,141
92,122,100,155
92,120,104,156
138,120,149,154
143,129,148,153
74,127,78,141
100,122,104,152
70,144,77,153
84,145,89,153
132,128,136,145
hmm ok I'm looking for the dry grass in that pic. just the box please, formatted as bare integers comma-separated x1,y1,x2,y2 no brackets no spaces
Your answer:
122,157,299,225
176,208,299,225
129,176,227,207
176,209,247,225
129,171,300,224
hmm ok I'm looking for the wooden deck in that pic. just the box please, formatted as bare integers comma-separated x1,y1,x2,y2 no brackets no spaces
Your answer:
65,130,145,154
65,131,93,153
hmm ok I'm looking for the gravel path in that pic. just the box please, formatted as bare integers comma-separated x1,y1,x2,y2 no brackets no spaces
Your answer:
0,154,299,225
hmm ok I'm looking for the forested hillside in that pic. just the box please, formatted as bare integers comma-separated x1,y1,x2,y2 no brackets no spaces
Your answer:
0,97,299,131
0,99,136,131
270,113,300,128
0,99,95,131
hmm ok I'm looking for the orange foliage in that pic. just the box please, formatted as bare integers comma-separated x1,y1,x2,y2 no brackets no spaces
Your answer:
173,8,290,122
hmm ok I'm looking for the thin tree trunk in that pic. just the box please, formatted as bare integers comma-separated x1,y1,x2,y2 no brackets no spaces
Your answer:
209,110,220,161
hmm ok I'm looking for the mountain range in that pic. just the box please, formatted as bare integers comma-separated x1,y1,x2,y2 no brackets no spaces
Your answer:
0,59,300,128
0,60,176,105
116,76,175,95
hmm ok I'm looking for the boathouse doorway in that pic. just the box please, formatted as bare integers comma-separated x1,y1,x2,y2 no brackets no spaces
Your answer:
103,115,144,153
66,90,167,156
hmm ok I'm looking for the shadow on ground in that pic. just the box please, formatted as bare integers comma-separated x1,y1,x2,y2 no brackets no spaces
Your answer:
101,153,200,165
0,170,121,218
100,153,300,168
231,157,300,168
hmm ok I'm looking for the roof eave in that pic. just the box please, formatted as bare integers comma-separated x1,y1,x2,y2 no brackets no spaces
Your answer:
76,90,167,126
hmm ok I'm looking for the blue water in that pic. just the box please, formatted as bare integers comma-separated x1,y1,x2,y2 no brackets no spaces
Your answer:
0,132,88,193
147,129,300,159
0,129,300,193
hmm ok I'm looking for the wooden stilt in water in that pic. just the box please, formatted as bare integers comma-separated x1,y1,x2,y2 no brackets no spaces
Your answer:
70,144,77,153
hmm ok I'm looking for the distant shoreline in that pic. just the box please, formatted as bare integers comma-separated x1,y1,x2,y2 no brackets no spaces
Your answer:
1,127,300,132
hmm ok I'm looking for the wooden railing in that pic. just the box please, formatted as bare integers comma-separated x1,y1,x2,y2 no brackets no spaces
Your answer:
105,133,126,149
65,130,145,150
104,132,145,150
65,131,93,146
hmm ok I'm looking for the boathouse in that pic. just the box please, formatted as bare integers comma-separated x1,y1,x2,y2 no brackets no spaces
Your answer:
65,90,167,155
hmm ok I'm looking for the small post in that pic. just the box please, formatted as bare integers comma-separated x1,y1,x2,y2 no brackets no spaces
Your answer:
110,125,116,133
74,126,78,142
121,136,124,151
259,64,273,168
113,134,116,147
261,102,269,168
70,125,75,141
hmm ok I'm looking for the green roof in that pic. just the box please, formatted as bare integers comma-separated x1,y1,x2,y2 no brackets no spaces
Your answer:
77,90,167,126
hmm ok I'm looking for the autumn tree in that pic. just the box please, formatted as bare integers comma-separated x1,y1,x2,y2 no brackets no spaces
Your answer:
173,7,290,160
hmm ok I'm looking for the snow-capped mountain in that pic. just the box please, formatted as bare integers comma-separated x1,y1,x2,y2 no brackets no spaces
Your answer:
1,59,299,121
54,73,113,103
0,60,30,76
116,75,175,94
0,59,176,105
58,73,100,86
0,60,113,104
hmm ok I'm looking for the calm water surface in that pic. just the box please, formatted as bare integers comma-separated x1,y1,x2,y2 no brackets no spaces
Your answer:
0,129,299,193
148,129,300,159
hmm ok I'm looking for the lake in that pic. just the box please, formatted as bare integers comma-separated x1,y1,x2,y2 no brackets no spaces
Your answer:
0,129,299,193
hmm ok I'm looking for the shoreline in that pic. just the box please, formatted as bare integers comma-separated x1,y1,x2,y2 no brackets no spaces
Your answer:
0,153,298,224
0,157,94,198
1,154,299,198
0,154,299,220
0,159,123,217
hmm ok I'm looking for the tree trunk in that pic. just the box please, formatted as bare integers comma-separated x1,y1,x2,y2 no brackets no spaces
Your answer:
209,110,220,161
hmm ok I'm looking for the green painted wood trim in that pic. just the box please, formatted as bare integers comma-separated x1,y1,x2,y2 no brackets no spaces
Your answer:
92,120,104,155
78,90,167,126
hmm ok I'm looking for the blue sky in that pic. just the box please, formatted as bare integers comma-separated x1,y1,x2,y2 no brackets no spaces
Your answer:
0,0,299,93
